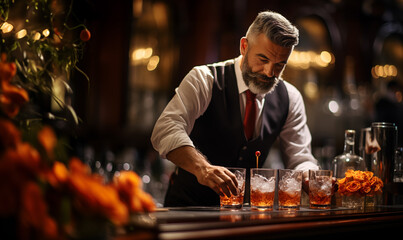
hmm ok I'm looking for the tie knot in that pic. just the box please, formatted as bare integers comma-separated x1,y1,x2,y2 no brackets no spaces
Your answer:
246,90,256,100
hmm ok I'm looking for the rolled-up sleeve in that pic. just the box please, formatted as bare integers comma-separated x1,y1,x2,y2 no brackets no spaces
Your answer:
151,66,213,158
279,81,319,172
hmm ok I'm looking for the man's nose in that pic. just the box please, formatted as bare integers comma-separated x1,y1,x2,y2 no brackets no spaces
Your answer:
263,63,275,77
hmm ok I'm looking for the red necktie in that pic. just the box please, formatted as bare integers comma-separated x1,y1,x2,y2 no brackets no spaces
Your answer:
243,90,256,141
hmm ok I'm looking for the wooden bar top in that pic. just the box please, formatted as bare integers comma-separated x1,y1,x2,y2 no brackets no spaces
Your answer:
115,205,403,240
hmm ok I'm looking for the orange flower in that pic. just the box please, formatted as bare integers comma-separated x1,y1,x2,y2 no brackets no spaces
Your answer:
136,188,156,212
338,177,346,185
45,161,69,188
372,176,383,192
74,177,128,225
113,170,142,194
0,82,29,118
352,171,365,181
53,161,69,183
0,141,43,218
0,54,17,82
1,142,41,175
345,169,354,180
363,171,374,180
68,169,128,225
113,171,155,213
19,182,59,240
0,54,29,118
369,176,377,186
337,170,383,196
360,181,372,194
338,181,346,194
38,126,57,158
346,180,361,193
0,119,21,151
69,157,91,175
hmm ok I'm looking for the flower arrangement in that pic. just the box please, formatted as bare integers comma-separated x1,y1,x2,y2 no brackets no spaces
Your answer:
0,9,156,239
337,169,383,197
0,2,157,239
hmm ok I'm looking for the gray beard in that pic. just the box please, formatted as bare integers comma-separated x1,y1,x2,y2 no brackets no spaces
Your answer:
241,56,280,95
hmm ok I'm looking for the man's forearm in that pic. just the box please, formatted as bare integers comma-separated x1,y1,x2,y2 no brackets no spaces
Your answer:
166,145,238,197
166,145,210,176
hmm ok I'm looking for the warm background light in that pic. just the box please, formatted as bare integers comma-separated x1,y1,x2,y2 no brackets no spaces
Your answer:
0,22,14,33
42,29,50,37
32,31,41,41
131,47,160,71
15,29,27,39
288,50,335,69
371,64,398,78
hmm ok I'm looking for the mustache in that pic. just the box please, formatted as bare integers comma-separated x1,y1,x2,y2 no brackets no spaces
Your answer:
245,71,277,83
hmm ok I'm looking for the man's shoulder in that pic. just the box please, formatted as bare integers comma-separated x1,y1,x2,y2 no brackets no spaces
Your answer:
280,79,306,113
191,58,236,78
201,58,236,70
208,58,236,66
281,80,297,93
281,80,302,100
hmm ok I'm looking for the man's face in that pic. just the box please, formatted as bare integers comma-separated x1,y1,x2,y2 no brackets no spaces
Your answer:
240,34,293,94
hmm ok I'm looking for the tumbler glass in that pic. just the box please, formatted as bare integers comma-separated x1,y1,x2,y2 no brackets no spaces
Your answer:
278,169,302,210
250,168,276,210
309,170,333,209
219,167,246,209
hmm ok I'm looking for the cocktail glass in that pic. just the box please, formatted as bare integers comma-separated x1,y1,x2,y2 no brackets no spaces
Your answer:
278,169,302,210
220,167,246,209
250,168,276,210
309,170,333,209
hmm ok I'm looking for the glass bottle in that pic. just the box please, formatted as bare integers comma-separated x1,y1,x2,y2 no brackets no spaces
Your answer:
332,130,366,179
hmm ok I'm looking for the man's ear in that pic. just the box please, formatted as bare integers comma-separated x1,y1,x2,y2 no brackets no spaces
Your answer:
240,37,248,56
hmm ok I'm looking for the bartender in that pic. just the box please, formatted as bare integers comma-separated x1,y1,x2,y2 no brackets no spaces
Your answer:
151,10,319,207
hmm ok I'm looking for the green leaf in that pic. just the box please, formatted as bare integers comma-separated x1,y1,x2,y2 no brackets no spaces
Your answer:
66,105,78,125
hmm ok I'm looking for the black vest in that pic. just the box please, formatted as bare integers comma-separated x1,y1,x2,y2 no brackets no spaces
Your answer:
164,61,289,207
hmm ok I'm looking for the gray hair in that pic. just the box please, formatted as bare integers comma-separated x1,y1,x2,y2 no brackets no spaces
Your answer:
246,11,299,47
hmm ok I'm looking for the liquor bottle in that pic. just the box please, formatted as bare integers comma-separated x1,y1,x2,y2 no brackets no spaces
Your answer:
332,130,366,178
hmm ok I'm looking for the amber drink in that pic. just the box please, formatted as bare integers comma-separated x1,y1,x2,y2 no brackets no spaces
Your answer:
250,168,276,210
220,167,246,209
278,169,302,210
309,170,332,209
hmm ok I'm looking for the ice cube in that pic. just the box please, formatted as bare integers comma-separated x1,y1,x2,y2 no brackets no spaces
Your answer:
251,174,264,188
251,174,275,192
234,170,245,191
320,180,332,193
234,170,243,181
280,178,301,193
310,176,332,194
281,171,292,182
264,176,275,192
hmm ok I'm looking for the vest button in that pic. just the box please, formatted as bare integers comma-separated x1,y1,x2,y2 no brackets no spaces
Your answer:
242,146,247,150
239,157,243,161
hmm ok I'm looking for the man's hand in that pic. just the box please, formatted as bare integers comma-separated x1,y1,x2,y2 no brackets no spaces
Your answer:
166,146,239,197
196,165,239,197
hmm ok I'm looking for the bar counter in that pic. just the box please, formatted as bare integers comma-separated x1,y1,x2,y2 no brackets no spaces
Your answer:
115,204,403,240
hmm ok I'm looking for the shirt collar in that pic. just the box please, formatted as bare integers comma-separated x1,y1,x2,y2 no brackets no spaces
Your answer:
234,55,266,99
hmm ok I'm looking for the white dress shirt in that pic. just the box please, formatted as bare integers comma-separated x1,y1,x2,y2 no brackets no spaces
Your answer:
151,55,319,171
